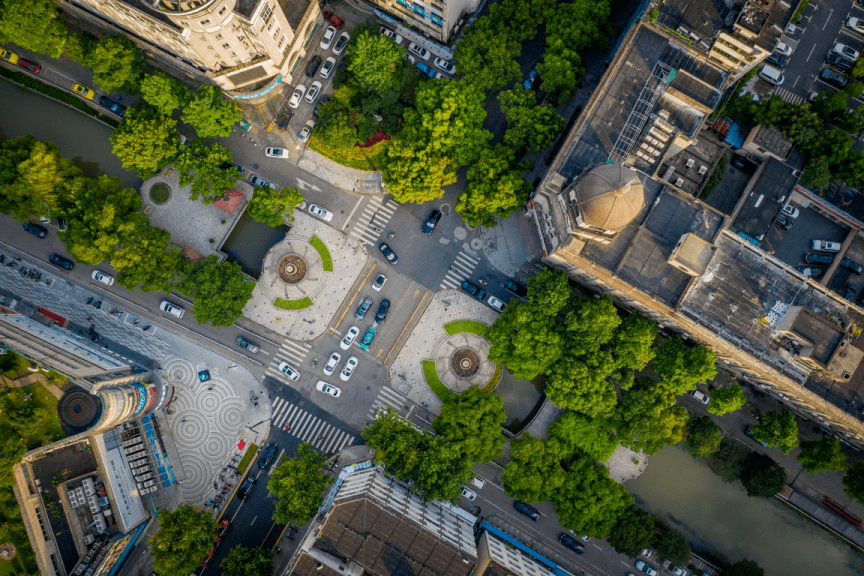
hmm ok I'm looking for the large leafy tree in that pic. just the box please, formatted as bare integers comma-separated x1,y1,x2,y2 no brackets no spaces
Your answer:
110,106,182,177
706,384,747,416
345,29,405,92
502,435,566,503
58,175,143,265
0,135,36,187
174,140,238,203
182,85,242,138
544,349,620,416
220,545,272,576
749,409,798,454
87,35,146,93
150,505,216,576
111,222,182,292
383,144,457,203
314,100,360,149
536,46,585,100
739,452,787,497
268,443,330,525
247,185,304,226
651,524,691,565
179,257,255,326
498,87,566,153
140,73,190,116
844,461,864,504
684,415,723,459
0,0,68,58
616,380,689,455
553,457,633,537
453,18,522,92
432,387,506,463
456,145,532,227
651,337,717,396
0,140,79,220
548,411,618,462
608,506,655,557
796,437,847,474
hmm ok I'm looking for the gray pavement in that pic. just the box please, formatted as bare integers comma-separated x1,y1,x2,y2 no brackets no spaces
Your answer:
297,149,383,195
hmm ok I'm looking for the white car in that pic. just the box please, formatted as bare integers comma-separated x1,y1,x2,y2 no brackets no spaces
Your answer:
288,84,306,108
278,362,300,381
461,487,476,501
340,356,358,381
159,300,184,318
298,119,316,143
408,42,430,61
781,204,799,218
689,389,710,404
471,476,486,489
833,42,861,60
640,548,653,558
812,239,842,252
320,26,336,50
305,81,322,104
634,561,658,576
308,203,333,221
320,57,336,79
333,32,350,55
433,57,455,75
91,270,115,285
487,295,505,312
316,380,341,397
380,27,403,44
848,16,864,34
323,352,341,376
265,147,289,159
340,326,359,350
670,567,686,576
371,273,387,291
774,41,793,56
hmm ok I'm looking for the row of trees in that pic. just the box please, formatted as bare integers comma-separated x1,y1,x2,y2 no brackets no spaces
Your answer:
0,135,255,325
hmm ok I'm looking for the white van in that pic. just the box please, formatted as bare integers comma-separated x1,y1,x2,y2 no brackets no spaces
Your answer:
487,295,506,312
759,64,784,86
159,300,184,318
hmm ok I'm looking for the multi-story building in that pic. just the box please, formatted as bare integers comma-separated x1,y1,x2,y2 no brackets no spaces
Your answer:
57,0,323,94
370,0,480,43
531,5,864,449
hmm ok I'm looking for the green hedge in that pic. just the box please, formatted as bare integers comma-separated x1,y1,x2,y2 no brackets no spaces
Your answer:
236,443,259,475
274,297,313,310
309,236,333,272
443,320,488,337
422,360,454,401
480,364,503,392
0,69,119,127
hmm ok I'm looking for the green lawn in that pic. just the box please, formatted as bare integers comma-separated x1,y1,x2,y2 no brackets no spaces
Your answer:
309,236,333,272
150,182,171,204
443,320,489,337
422,360,454,401
481,364,503,392
308,136,390,171
274,297,313,310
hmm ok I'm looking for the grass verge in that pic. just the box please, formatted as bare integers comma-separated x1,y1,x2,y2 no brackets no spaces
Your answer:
443,320,489,337
274,297,313,310
422,360,455,401
308,136,390,171
480,364,503,392
150,183,171,204
0,69,119,127
309,236,333,272
236,443,259,475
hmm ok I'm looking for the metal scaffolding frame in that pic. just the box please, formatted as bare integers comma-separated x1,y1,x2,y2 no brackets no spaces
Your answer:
608,62,674,164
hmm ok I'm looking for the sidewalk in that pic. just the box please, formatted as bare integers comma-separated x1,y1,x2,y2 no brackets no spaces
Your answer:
297,148,383,195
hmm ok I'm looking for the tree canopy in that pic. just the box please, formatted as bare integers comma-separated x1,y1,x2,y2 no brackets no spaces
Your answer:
706,384,747,416
652,523,691,565
174,140,238,203
432,387,506,463
178,256,255,327
182,85,242,138
453,17,522,92
0,139,78,221
498,87,566,153
739,452,787,497
749,410,799,454
150,505,216,576
87,35,145,93
554,456,634,537
724,559,765,576
843,461,864,505
684,415,723,459
0,0,68,58
111,223,182,292
268,443,330,526
220,545,272,576
616,381,689,455
608,506,655,558
110,106,182,177
140,73,190,116
650,337,717,396
456,144,532,227
502,435,567,503
345,29,406,92
247,185,304,226
549,411,618,462
796,437,847,474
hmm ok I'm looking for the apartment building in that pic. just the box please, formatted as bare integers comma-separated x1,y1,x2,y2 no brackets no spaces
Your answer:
370,0,481,43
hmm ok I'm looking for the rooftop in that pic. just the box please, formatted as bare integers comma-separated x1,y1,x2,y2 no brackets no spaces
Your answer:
654,0,744,50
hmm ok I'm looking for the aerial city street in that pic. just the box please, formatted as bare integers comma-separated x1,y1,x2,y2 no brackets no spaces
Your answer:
6,0,864,575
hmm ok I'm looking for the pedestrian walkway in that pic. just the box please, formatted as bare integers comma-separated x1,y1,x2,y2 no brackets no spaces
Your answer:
440,250,479,290
347,197,399,245
772,87,804,105
367,385,409,420
271,396,355,454
265,338,310,381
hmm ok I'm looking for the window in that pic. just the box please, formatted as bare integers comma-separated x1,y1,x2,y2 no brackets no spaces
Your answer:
261,4,273,24
219,6,227,15
222,43,230,48
230,52,237,57
278,36,285,48
200,18,211,25
272,25,281,39
215,33,223,39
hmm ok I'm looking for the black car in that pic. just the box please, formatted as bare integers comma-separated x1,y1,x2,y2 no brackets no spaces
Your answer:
49,253,74,270
220,162,244,173
558,533,585,554
845,282,858,301
306,55,322,77
421,209,441,235
258,443,278,469
461,280,487,301
766,52,789,68
375,299,391,323
821,67,848,88
513,500,540,520
773,214,792,230
804,252,833,265
842,258,864,274
98,95,127,117
379,242,398,264
827,52,855,73
237,477,255,499
23,222,47,238
236,335,260,353
504,280,527,298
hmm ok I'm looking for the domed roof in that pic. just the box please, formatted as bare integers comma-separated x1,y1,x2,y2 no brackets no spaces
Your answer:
573,164,644,231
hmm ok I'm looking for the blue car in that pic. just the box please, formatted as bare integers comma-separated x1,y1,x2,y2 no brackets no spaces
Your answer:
415,62,436,78
523,69,538,89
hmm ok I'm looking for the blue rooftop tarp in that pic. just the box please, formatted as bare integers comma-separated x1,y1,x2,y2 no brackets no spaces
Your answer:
724,121,745,149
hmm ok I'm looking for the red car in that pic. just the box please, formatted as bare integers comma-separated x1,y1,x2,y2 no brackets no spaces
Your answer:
215,518,231,543
201,547,216,568
18,58,41,74
323,11,344,28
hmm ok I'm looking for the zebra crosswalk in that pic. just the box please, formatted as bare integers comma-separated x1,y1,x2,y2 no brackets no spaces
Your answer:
439,250,479,290
265,338,310,381
271,397,355,454
368,386,409,420
772,87,804,106
348,197,399,245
